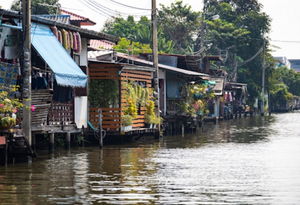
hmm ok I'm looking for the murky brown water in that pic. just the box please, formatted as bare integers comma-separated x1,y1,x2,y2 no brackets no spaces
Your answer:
1,112,300,204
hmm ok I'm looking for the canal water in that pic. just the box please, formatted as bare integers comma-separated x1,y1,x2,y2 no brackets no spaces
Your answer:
1,112,300,204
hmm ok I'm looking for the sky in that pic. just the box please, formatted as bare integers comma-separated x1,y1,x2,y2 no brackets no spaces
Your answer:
1,0,300,59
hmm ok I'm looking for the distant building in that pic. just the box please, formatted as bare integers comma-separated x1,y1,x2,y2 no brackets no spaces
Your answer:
289,59,300,72
274,56,291,69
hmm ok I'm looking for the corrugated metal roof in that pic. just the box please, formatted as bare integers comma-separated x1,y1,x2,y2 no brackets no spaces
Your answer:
38,14,70,24
0,9,119,42
88,50,114,60
210,77,224,96
88,59,156,72
116,53,210,79
60,9,96,26
90,39,115,50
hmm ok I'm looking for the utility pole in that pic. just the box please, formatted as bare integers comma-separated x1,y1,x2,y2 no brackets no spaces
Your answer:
152,0,160,136
200,15,204,50
233,53,237,82
261,38,265,116
22,0,32,145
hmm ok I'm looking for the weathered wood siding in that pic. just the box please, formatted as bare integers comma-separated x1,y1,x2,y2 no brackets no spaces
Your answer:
88,62,152,131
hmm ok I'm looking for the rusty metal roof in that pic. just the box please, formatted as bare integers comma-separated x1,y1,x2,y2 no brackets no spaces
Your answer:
0,9,119,42
116,53,210,79
60,9,96,26
39,14,70,24
89,39,115,50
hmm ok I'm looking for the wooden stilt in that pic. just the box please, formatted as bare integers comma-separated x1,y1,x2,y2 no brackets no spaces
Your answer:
49,133,54,153
65,132,71,150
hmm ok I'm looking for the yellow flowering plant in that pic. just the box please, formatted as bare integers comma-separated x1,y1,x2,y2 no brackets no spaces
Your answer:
0,86,33,128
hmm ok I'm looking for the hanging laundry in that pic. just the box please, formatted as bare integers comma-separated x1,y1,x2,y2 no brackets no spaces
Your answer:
229,92,233,101
73,32,77,51
69,31,73,49
224,92,228,102
62,29,69,50
52,80,73,103
57,30,62,44
0,61,19,95
32,77,47,89
3,28,20,60
74,32,81,53
0,27,10,58
50,26,58,39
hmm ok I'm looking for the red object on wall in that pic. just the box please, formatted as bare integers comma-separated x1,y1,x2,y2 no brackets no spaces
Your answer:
0,136,6,145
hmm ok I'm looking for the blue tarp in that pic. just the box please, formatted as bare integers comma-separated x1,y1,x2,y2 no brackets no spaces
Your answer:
31,23,87,87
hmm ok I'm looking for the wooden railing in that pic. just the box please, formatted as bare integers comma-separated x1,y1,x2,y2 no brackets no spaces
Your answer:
89,108,122,130
48,101,74,125
89,107,147,131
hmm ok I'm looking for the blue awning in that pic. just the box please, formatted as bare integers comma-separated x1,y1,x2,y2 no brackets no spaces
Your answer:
31,23,87,87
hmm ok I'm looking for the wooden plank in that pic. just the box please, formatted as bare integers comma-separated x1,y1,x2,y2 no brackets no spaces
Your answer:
90,77,121,80
122,70,152,76
89,110,121,114
132,123,145,128
102,125,121,129
120,73,152,79
89,72,119,76
89,68,119,72
102,121,122,125
89,116,121,120
89,64,120,68
89,107,121,111
133,119,145,123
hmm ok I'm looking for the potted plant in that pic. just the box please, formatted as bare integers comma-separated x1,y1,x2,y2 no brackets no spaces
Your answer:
145,100,155,128
0,86,33,130
176,101,189,115
121,114,133,131
152,115,163,128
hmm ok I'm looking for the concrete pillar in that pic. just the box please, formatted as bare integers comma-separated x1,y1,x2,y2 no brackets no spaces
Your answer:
65,132,71,150
49,133,54,153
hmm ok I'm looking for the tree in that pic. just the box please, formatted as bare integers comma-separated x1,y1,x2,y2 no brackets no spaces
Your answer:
201,1,271,103
113,37,152,55
158,1,201,53
11,0,61,15
203,0,262,16
102,15,175,54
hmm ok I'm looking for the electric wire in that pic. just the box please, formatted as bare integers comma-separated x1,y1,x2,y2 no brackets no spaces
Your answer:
87,0,152,17
104,0,153,11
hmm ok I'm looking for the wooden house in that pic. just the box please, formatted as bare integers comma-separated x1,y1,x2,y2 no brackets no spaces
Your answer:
87,60,156,137
0,9,119,151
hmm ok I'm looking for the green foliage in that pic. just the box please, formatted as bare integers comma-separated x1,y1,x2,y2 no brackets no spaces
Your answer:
0,86,32,128
11,0,61,15
113,37,152,55
200,1,271,103
102,15,176,53
88,79,119,108
176,83,215,116
158,1,201,52
121,114,133,126
268,66,297,107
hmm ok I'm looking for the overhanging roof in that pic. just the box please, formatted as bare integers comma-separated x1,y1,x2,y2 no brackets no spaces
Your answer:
0,9,118,42
88,59,156,72
31,23,87,87
60,9,96,26
116,53,210,79
210,77,224,96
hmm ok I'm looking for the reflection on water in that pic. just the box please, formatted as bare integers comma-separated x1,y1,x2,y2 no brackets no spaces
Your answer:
1,113,300,204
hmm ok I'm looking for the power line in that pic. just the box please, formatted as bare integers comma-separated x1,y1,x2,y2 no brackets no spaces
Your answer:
271,40,300,43
105,0,153,11
77,0,151,20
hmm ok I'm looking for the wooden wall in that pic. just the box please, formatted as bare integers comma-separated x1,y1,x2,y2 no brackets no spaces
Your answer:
120,69,152,129
88,62,153,132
